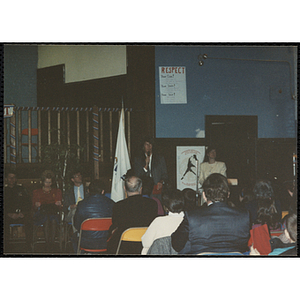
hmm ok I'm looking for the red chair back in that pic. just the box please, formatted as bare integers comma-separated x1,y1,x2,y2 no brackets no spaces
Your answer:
81,218,112,231
77,218,112,254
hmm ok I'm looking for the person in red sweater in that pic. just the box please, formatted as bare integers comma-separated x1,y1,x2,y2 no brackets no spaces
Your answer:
32,170,62,252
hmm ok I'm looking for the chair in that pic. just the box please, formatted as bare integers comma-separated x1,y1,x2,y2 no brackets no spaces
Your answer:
77,218,112,254
32,209,64,252
115,227,148,255
9,223,26,243
281,211,289,219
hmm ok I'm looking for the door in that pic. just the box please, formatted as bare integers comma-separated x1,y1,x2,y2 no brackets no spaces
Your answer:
205,115,258,186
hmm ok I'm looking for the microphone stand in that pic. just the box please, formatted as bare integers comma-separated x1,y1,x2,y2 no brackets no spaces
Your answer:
195,156,200,206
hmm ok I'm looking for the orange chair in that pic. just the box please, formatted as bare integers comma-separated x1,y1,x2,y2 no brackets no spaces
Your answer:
115,227,148,255
77,218,112,254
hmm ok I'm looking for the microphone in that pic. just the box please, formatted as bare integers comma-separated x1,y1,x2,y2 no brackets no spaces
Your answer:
147,151,151,157
193,154,198,161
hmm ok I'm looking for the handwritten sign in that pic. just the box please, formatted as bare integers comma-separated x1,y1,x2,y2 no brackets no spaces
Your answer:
159,66,187,104
4,104,15,118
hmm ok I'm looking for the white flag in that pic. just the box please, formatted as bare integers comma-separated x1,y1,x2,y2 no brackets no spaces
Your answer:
111,108,131,202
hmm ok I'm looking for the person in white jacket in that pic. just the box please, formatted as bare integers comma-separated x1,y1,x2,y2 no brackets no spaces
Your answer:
141,189,185,255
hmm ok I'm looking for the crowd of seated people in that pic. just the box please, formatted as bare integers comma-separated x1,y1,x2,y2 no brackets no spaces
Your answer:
4,164,297,256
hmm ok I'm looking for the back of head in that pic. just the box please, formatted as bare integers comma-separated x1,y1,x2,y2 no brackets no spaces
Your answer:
253,179,274,200
202,173,229,202
182,188,197,210
125,176,142,194
162,189,184,213
88,179,106,195
254,179,279,227
286,213,297,242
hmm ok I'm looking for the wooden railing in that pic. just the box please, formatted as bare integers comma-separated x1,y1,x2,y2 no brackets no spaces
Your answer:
4,106,132,178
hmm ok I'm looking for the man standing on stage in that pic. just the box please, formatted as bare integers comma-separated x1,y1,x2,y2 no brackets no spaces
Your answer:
133,136,168,196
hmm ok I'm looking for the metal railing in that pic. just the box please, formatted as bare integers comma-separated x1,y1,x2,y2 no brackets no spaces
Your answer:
4,106,132,178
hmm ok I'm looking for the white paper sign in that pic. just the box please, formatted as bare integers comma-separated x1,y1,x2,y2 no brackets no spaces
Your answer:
177,146,205,191
159,66,187,104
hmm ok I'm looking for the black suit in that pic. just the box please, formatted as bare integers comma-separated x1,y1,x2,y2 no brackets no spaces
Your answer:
172,202,250,254
134,153,168,185
107,194,158,254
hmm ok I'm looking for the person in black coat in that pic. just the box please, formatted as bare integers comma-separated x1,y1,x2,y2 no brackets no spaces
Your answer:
73,179,115,252
171,173,250,254
133,137,168,196
107,176,158,254
4,168,33,253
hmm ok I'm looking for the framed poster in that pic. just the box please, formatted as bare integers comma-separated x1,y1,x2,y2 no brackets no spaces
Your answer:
176,146,205,191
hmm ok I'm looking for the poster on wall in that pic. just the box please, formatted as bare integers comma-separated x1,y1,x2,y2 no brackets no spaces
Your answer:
159,66,187,104
177,146,205,191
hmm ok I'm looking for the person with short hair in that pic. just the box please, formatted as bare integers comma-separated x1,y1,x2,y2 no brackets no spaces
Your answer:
172,173,250,254
4,168,33,253
73,179,115,252
107,175,158,254
63,170,89,223
141,189,184,254
32,170,62,252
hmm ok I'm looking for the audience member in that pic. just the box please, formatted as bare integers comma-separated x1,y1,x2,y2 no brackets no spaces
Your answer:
171,173,250,254
63,170,89,226
251,213,297,256
134,136,168,198
246,179,281,226
252,180,281,230
73,179,115,253
141,189,184,254
32,170,62,252
182,188,197,211
4,168,33,252
107,176,158,254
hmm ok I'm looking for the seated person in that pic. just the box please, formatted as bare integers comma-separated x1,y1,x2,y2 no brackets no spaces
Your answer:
141,188,184,254
4,168,33,253
73,179,115,253
32,170,62,252
249,180,282,253
107,176,158,254
171,173,250,254
251,213,297,256
63,170,89,225
182,188,197,211
245,179,281,225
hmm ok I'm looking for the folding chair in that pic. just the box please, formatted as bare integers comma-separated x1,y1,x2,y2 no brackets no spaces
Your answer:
115,227,148,255
77,218,112,254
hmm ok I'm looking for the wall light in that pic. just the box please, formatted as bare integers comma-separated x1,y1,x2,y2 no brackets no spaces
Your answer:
198,54,208,66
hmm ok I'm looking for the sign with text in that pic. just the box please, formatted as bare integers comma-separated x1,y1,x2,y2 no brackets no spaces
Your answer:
176,146,205,191
4,104,15,118
159,66,187,104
